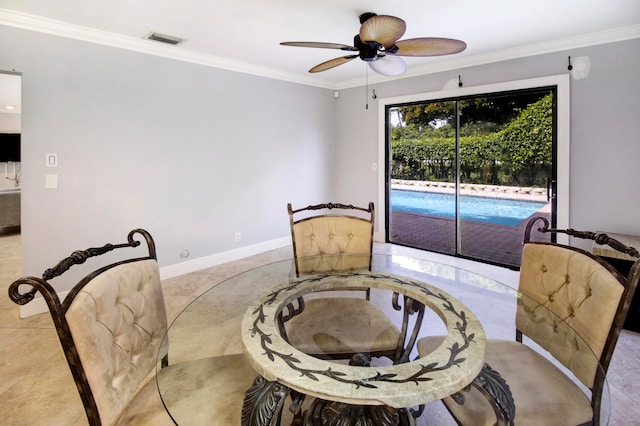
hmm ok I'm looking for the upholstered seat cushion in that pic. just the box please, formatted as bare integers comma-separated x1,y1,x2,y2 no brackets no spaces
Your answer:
417,337,593,426
285,298,400,356
119,354,257,425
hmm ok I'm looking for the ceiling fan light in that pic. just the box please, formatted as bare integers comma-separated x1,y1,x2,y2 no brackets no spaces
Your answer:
368,55,406,76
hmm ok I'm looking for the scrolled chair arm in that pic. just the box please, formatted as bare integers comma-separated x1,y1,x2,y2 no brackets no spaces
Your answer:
592,233,640,258
8,276,65,325
9,228,156,312
8,277,42,305
523,216,551,241
128,228,157,259
42,246,116,280
523,216,640,259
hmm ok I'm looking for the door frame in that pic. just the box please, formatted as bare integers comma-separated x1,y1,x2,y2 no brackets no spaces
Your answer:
376,74,570,245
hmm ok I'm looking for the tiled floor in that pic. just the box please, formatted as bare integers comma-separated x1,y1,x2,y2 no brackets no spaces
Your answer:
1,230,639,425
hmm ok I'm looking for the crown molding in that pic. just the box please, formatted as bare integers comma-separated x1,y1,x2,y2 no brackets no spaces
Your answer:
0,8,337,89
2,8,639,91
335,24,640,90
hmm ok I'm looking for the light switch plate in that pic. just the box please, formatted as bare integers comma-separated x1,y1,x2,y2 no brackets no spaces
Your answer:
46,153,58,167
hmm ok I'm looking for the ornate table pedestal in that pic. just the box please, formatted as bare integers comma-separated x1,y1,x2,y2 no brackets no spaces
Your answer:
305,399,414,426
240,272,493,426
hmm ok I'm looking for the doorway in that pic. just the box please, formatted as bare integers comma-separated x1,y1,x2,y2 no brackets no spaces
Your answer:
0,72,21,190
0,71,22,267
377,76,570,268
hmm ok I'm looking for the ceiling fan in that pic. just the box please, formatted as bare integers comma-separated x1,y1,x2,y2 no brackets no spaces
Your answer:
281,12,467,77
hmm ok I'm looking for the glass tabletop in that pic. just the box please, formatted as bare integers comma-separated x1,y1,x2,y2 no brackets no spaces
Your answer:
156,254,610,425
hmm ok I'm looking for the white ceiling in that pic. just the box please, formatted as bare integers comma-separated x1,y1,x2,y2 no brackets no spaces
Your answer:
0,0,639,93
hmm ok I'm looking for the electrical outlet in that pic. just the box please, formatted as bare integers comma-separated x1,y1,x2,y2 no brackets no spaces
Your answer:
234,232,241,243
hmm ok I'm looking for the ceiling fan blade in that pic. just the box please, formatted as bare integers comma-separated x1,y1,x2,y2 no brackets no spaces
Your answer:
368,55,407,76
395,38,467,57
359,15,406,48
309,55,358,73
280,41,357,51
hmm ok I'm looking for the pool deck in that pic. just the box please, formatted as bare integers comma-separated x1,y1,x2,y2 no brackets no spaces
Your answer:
392,180,548,202
389,181,551,267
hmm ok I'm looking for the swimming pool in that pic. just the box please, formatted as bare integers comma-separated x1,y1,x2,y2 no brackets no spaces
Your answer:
391,189,548,226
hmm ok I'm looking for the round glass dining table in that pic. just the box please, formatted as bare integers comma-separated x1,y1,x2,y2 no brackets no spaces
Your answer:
155,254,610,425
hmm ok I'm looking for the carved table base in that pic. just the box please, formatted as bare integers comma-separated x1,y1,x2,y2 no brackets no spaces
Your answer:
306,399,414,426
241,376,295,425
451,363,515,426
241,362,515,426
241,374,415,426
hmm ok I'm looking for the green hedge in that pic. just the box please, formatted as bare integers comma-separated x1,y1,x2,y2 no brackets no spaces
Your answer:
391,94,552,186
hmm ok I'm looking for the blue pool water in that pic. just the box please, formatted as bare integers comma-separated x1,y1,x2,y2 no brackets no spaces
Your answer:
392,189,548,226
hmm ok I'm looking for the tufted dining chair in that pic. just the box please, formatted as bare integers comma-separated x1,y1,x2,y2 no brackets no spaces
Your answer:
416,216,639,425
8,229,174,425
284,202,423,363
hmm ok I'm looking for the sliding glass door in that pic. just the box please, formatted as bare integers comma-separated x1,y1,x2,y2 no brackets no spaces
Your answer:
387,88,555,268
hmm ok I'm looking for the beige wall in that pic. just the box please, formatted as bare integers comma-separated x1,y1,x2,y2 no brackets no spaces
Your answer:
1,23,639,298
335,38,640,246
0,25,337,291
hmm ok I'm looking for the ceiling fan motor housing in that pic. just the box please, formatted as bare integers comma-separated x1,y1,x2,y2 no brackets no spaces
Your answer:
359,12,377,24
354,35,383,61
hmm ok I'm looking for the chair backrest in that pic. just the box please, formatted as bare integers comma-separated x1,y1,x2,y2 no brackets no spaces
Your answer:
517,217,639,399
8,229,167,426
288,202,374,276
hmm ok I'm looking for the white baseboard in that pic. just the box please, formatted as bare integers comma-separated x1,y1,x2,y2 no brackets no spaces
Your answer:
19,236,291,318
159,236,291,279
